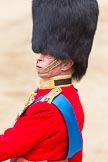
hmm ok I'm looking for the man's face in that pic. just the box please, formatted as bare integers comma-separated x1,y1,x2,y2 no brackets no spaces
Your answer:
36,53,63,79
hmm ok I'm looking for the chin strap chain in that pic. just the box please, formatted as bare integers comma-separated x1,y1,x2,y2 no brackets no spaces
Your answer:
38,59,63,74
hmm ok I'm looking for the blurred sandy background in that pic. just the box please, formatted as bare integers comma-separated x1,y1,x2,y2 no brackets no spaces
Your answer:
0,0,108,161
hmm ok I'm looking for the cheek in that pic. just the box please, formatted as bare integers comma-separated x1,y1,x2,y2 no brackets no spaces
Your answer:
37,64,62,79
44,58,55,66
50,66,62,76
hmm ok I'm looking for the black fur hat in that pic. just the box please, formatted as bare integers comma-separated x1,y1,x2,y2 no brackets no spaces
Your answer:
32,0,99,80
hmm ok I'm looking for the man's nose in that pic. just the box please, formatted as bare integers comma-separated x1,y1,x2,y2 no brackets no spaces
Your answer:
36,53,44,61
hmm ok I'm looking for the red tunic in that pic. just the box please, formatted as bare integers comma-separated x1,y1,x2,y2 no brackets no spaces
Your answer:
0,85,84,161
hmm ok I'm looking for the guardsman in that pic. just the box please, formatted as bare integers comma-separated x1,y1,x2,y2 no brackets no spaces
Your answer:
0,0,99,161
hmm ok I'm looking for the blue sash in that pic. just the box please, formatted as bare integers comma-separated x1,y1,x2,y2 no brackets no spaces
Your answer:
36,94,82,158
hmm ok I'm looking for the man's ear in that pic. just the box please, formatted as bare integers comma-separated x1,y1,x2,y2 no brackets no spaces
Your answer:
61,60,74,71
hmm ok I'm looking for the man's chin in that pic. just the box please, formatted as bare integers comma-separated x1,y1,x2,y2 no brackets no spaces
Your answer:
37,73,49,79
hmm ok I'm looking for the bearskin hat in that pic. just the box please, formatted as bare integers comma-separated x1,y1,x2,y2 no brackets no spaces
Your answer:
32,0,99,80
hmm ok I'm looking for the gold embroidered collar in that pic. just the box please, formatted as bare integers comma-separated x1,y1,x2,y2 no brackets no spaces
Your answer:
39,75,72,89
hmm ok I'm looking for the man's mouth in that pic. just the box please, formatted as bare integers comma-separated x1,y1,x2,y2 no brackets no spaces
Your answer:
36,65,43,70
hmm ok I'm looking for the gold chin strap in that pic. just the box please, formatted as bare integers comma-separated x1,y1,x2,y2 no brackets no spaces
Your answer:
38,59,63,74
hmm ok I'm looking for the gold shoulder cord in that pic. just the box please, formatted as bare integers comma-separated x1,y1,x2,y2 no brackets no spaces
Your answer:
17,91,37,118
24,91,37,107
41,87,62,104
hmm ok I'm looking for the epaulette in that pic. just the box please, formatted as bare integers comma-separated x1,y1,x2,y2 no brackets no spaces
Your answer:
41,87,62,104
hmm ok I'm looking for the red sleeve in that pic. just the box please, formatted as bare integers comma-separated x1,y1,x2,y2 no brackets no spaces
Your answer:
0,102,68,161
